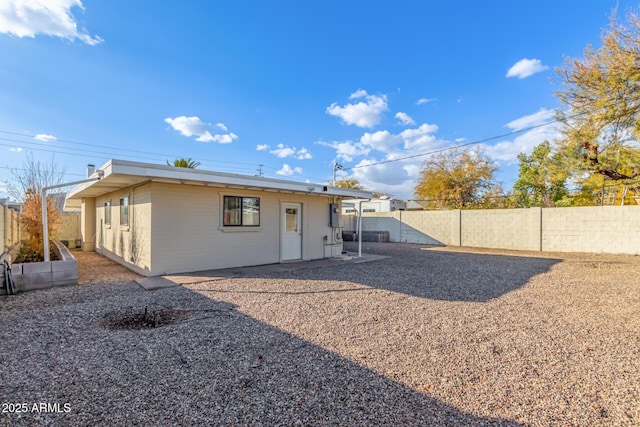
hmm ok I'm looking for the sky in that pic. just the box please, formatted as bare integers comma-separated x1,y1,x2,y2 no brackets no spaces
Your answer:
0,0,638,200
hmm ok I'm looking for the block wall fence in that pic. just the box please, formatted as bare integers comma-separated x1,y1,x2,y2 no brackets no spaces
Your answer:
342,206,640,255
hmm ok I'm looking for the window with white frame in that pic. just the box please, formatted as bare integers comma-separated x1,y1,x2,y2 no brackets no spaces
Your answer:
223,196,260,226
120,196,129,226
104,201,111,225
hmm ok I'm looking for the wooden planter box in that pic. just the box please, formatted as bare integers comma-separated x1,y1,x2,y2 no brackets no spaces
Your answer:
0,241,78,295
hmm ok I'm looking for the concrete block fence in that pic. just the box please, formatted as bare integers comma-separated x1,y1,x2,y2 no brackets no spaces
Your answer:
342,205,640,255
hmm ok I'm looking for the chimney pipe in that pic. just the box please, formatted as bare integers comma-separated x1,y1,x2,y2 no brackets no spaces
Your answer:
87,164,95,178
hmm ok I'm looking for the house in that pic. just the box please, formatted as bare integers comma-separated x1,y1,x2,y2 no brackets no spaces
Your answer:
64,159,371,276
341,197,406,214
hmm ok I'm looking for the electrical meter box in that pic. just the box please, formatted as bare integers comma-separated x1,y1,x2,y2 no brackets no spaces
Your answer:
329,203,340,227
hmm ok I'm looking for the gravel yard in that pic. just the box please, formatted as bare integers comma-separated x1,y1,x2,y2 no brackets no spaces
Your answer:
1,242,639,426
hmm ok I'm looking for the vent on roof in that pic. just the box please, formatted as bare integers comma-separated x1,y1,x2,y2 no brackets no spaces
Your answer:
87,164,95,177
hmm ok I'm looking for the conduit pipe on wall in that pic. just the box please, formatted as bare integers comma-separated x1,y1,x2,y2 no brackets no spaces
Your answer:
357,199,370,258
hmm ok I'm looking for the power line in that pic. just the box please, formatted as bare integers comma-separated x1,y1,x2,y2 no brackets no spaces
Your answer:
0,165,85,178
342,96,640,172
342,118,564,171
0,130,273,169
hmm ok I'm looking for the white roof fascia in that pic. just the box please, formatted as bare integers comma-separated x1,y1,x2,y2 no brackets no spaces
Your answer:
65,159,372,201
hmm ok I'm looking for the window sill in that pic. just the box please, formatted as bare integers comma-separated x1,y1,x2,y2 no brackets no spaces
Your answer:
219,227,263,233
120,225,130,231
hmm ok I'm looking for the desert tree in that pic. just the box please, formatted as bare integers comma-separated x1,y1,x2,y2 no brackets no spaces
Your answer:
555,8,640,202
413,148,498,209
8,154,66,257
334,177,364,190
513,141,570,207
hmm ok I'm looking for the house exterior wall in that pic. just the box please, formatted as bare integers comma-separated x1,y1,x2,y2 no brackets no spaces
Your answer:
112,183,343,276
95,183,153,275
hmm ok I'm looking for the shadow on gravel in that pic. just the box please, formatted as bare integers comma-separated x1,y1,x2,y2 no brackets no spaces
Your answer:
196,242,562,303
339,242,562,302
0,283,524,426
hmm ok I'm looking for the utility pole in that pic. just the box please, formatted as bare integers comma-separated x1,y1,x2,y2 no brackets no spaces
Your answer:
332,162,343,186
256,164,264,178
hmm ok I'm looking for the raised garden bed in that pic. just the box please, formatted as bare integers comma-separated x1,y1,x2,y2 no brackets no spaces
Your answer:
1,241,78,295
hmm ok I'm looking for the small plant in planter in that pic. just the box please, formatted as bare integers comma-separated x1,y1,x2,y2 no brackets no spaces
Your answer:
13,244,59,263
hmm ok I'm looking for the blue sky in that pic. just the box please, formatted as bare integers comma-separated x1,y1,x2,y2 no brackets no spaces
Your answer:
0,0,636,200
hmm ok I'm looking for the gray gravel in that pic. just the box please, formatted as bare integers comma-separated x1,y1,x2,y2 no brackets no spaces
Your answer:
1,242,639,426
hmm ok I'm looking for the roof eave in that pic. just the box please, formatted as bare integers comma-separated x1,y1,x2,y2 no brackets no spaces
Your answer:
64,159,373,202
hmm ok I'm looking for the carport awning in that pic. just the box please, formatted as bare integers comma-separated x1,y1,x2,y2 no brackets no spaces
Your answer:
64,159,372,210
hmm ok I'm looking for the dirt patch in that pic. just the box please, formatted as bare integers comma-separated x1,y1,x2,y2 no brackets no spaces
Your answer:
72,250,143,284
101,307,189,330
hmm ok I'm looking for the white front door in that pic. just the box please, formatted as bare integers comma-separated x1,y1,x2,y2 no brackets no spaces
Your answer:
282,203,302,260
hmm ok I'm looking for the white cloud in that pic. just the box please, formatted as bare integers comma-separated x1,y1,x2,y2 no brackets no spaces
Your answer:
165,116,238,144
326,89,388,128
270,144,312,160
483,109,561,163
506,58,549,79
399,123,439,151
416,98,435,105
318,122,441,165
360,130,399,153
0,181,8,197
9,147,23,152
351,157,421,199
196,132,238,143
316,140,371,162
256,144,270,151
295,147,312,160
0,0,102,45
317,120,449,198
505,108,555,131
271,144,295,158
349,89,368,99
395,112,416,126
276,164,303,176
34,133,57,142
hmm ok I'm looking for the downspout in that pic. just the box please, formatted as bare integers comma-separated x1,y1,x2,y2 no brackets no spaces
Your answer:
42,172,104,262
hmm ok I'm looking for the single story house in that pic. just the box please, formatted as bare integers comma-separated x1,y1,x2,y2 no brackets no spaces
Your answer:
64,159,371,276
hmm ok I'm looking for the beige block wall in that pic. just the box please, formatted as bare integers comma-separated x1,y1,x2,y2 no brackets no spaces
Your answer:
0,206,4,250
542,206,640,254
461,208,542,251
348,210,460,245
149,183,341,276
399,210,460,245
95,183,152,275
355,206,640,255
58,213,81,242
1,206,22,251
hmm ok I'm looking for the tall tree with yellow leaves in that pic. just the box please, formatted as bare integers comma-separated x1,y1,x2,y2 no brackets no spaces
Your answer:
555,9,640,203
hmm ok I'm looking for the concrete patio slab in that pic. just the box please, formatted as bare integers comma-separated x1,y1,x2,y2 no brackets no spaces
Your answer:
135,276,181,290
135,252,388,290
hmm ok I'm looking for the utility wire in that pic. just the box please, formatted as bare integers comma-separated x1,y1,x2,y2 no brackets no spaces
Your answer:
341,98,640,171
0,130,272,168
0,165,85,178
342,117,564,171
